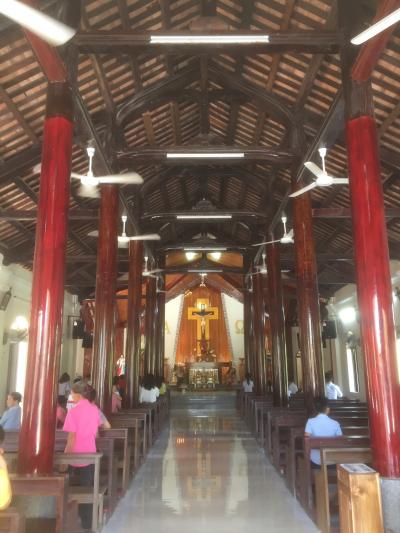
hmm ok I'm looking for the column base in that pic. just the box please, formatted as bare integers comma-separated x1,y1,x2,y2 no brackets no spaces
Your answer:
381,477,400,532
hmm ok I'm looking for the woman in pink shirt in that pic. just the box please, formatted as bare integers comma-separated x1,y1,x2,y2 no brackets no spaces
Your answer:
63,381,101,530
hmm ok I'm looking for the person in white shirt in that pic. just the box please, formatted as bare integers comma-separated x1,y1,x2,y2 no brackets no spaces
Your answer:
242,373,254,393
139,373,159,404
305,396,342,467
288,378,298,397
325,371,343,400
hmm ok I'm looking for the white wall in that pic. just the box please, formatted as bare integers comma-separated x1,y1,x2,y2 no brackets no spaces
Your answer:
221,293,244,367
0,261,78,410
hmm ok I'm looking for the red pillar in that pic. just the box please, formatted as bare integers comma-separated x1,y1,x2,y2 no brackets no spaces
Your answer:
347,115,400,477
243,283,253,374
125,240,143,407
267,243,288,406
253,272,266,394
292,184,325,412
154,268,166,378
18,82,73,475
92,185,118,412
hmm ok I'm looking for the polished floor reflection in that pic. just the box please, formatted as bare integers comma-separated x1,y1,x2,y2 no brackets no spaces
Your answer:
103,393,319,533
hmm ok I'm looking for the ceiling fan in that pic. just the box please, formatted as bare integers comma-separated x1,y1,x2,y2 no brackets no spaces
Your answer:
88,216,161,248
143,256,164,278
252,215,294,247
0,0,76,46
250,253,291,276
289,148,349,199
72,147,143,198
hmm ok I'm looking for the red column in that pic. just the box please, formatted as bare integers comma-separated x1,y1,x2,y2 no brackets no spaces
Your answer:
253,272,266,394
18,82,73,475
155,269,166,378
92,185,118,412
347,115,400,477
243,283,253,374
292,184,325,412
267,243,288,406
125,240,143,407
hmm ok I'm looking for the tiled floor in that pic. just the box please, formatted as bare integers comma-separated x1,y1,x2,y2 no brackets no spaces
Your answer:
102,392,319,533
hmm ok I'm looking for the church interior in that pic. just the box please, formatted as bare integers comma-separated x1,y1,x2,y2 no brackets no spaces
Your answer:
1,0,400,532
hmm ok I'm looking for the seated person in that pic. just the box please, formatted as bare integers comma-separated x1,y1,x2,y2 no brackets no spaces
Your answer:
0,392,22,431
242,373,254,393
305,396,342,468
155,376,167,396
111,376,122,413
139,373,159,403
85,386,111,429
288,378,298,397
325,371,343,400
56,395,67,428
0,426,12,510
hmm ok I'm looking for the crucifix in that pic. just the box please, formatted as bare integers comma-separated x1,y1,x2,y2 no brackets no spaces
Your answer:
188,299,219,353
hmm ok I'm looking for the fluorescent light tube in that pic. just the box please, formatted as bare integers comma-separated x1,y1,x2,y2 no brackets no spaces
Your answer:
184,247,227,252
176,214,232,219
351,7,400,45
0,0,76,46
166,152,245,159
150,35,269,44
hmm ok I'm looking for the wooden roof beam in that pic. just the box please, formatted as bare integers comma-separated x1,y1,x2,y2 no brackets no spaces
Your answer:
312,207,400,219
0,208,98,221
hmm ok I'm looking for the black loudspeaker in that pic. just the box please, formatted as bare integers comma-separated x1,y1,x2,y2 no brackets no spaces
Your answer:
72,319,85,339
323,320,337,340
82,331,93,348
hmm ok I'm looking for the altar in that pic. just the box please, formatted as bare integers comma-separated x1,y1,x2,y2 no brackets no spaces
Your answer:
189,362,219,389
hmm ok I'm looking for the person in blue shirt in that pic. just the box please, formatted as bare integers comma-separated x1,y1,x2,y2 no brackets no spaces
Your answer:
305,396,342,467
0,392,22,431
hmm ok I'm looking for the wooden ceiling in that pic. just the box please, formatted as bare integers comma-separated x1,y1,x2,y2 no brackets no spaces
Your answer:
1,0,400,298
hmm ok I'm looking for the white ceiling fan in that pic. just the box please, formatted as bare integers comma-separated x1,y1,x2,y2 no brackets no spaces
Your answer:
252,215,294,247
88,216,161,248
143,256,164,278
72,147,143,198
250,253,290,276
0,0,76,46
289,148,349,199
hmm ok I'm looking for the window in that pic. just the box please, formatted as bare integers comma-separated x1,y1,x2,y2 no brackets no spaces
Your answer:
346,346,359,393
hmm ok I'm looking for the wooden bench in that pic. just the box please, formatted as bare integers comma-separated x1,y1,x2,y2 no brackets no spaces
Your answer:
109,413,145,471
298,436,371,516
0,508,25,533
99,428,131,493
315,447,373,533
54,453,105,533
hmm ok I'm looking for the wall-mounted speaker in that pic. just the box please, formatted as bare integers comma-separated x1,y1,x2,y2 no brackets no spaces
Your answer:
322,320,337,340
82,331,93,349
72,319,85,339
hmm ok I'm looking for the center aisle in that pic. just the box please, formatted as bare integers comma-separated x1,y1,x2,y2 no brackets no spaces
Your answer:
102,392,319,533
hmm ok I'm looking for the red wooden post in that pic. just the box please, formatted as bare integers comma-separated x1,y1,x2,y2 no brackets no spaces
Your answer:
252,272,266,394
92,185,118,412
125,240,143,407
18,82,73,475
267,243,288,406
243,283,253,374
346,115,400,478
292,185,325,412
154,265,166,379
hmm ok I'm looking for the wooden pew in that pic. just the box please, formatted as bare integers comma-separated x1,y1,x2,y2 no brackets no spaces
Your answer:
298,436,371,516
54,453,105,533
99,428,131,493
0,508,25,533
109,413,145,471
271,412,307,471
315,447,373,533
265,407,305,458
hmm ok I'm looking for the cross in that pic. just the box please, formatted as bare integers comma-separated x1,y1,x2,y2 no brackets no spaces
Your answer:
188,299,219,344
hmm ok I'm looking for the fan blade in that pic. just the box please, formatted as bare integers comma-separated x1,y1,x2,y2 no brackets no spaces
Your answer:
304,161,324,178
87,230,99,237
0,0,76,46
96,173,143,185
147,269,164,274
127,234,161,241
251,239,280,246
77,184,100,198
330,177,349,184
289,182,317,198
71,172,86,180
